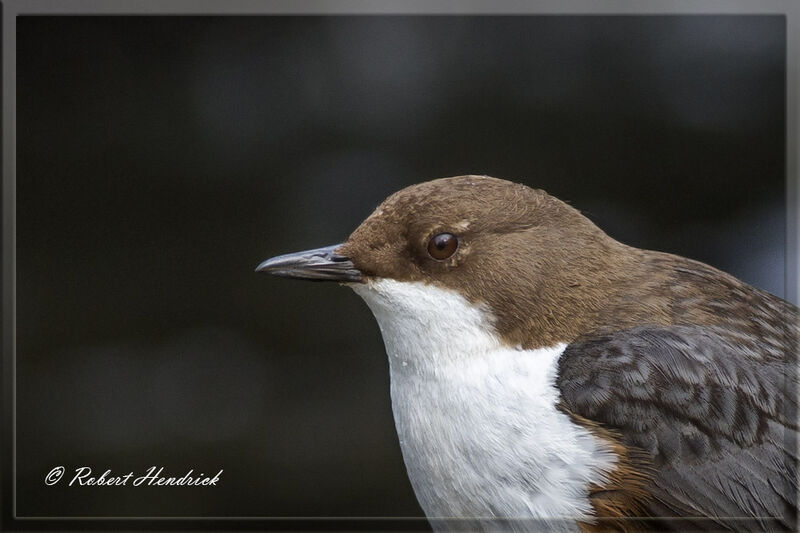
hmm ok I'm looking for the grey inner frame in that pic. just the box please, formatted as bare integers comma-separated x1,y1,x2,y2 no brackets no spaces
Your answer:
6,9,794,528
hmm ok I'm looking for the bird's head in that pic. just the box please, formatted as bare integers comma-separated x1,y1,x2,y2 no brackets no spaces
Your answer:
258,175,630,349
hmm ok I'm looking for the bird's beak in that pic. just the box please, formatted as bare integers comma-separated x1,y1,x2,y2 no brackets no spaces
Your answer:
255,244,363,283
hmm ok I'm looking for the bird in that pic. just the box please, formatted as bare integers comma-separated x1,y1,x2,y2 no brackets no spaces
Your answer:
256,175,798,532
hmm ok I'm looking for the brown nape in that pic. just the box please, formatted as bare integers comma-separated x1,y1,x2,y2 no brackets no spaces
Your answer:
338,175,782,349
561,408,656,532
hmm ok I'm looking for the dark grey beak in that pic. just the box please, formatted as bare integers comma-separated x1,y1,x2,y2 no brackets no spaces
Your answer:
255,244,363,282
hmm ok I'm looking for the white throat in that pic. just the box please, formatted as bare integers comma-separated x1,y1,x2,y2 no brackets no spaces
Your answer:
351,278,615,532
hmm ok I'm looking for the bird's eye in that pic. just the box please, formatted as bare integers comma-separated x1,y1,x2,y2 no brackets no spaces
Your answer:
427,233,458,260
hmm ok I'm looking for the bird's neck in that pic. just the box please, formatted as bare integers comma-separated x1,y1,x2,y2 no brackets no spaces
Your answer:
351,278,503,376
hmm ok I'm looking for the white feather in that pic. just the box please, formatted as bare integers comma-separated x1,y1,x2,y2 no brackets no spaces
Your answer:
351,279,616,532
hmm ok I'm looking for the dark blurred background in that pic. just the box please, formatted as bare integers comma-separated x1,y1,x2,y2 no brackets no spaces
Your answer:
16,15,786,518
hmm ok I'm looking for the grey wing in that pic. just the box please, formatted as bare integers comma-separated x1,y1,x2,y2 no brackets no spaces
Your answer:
556,325,798,531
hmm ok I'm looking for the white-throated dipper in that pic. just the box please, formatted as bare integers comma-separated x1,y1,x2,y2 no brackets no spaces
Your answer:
257,175,798,532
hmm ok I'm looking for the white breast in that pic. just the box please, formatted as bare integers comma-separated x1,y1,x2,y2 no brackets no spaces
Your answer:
351,279,616,532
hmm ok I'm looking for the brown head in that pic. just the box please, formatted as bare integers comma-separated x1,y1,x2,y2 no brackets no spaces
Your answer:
257,175,644,348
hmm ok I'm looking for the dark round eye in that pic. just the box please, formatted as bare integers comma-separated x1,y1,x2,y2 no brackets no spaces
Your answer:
427,233,458,260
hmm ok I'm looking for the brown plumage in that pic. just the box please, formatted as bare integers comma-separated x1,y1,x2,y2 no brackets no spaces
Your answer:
563,410,655,533
339,175,794,350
